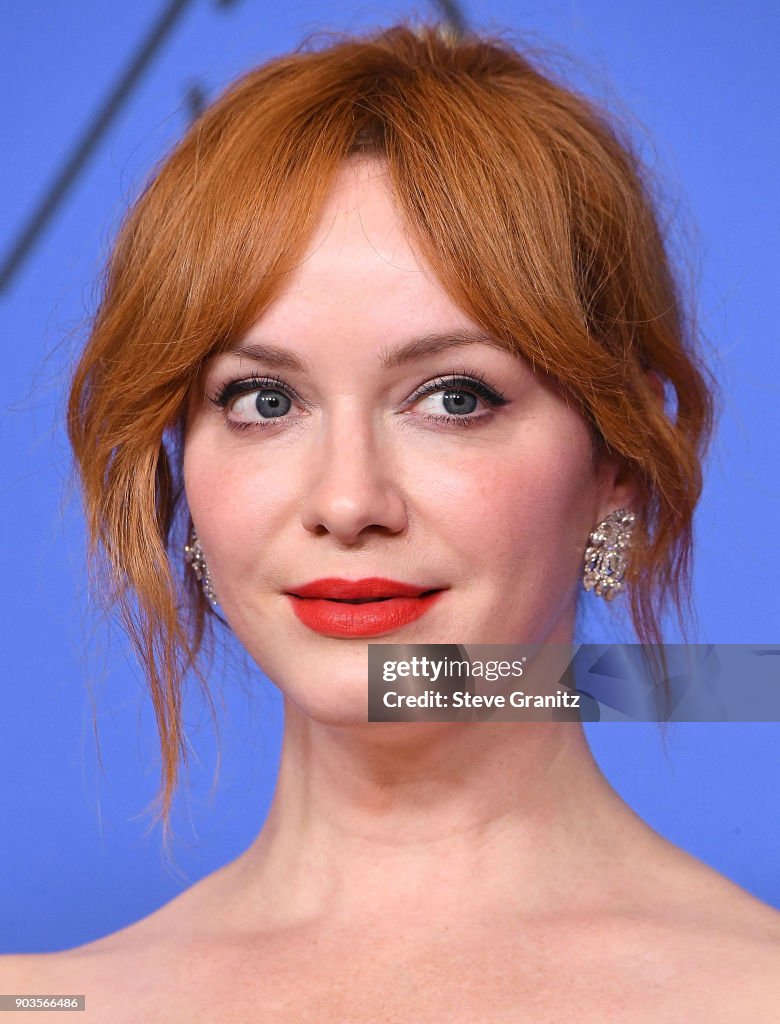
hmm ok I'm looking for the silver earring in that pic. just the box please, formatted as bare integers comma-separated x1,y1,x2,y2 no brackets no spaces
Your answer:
582,508,636,601
184,527,218,606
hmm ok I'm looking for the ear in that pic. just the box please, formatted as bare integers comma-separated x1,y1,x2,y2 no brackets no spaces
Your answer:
594,452,639,524
593,369,661,522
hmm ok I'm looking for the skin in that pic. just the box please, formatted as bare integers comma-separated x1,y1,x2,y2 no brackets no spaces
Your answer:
2,158,778,1022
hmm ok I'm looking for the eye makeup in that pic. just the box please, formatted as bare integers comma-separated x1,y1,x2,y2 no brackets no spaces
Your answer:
206,366,511,434
401,371,510,430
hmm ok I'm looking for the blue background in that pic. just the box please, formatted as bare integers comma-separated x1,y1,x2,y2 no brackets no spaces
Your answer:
1,1,778,952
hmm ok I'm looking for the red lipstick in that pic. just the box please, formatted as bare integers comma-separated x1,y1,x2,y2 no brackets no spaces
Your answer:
286,577,444,638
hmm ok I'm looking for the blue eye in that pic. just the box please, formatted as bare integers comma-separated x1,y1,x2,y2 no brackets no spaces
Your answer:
410,374,508,426
209,374,300,430
439,389,478,415
253,390,291,418
208,369,510,434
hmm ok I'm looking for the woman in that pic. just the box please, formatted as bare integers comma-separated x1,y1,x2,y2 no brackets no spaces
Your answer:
3,21,778,1021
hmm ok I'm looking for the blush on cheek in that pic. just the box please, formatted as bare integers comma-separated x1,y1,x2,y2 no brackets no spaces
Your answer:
185,437,262,527
477,429,597,574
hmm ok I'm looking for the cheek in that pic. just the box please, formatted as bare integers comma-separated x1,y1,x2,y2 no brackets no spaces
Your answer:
433,422,598,584
182,435,297,581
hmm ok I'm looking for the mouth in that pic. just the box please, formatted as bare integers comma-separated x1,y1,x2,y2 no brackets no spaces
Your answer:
287,577,440,600
291,591,441,604
285,578,446,638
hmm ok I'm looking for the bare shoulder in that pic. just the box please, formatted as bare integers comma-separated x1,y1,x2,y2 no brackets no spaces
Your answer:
0,950,96,1022
613,863,780,1018
704,887,780,993
1,856,777,1024
0,941,126,999
671,847,780,953
0,874,217,1018
0,952,40,992
670,897,780,1020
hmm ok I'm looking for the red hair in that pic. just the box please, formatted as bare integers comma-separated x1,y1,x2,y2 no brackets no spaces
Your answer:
67,22,714,835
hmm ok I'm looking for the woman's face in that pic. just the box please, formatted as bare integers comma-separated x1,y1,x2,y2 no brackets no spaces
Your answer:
184,158,628,723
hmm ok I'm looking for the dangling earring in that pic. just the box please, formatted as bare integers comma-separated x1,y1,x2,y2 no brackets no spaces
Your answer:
582,508,636,601
184,526,219,606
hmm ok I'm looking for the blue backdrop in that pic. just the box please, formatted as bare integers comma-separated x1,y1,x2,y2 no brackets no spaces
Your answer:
1,1,778,952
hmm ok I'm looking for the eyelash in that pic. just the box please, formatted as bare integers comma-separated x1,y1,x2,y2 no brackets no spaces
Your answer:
207,369,510,434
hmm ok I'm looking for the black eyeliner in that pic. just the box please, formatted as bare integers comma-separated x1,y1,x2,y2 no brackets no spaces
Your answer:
207,373,298,409
409,371,510,408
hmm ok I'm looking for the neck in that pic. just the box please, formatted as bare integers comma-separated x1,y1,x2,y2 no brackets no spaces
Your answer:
222,701,656,931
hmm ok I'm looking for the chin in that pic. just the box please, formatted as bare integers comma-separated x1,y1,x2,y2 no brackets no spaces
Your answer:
285,694,374,728
266,667,372,725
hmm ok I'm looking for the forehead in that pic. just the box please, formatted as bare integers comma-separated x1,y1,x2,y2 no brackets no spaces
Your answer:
304,156,420,270
245,157,476,347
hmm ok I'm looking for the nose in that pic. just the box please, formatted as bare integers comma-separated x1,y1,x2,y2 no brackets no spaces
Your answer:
299,406,408,544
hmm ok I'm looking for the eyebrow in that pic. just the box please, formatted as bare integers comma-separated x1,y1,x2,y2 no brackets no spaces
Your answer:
228,329,507,373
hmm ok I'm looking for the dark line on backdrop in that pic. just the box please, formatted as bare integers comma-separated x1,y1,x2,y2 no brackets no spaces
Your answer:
0,0,195,294
431,0,468,37
184,82,209,122
2,0,449,293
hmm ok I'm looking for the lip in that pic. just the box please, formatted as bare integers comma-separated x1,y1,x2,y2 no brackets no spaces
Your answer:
289,577,436,600
286,577,445,638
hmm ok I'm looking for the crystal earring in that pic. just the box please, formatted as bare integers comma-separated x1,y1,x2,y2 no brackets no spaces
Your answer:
184,527,219,606
582,508,636,601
